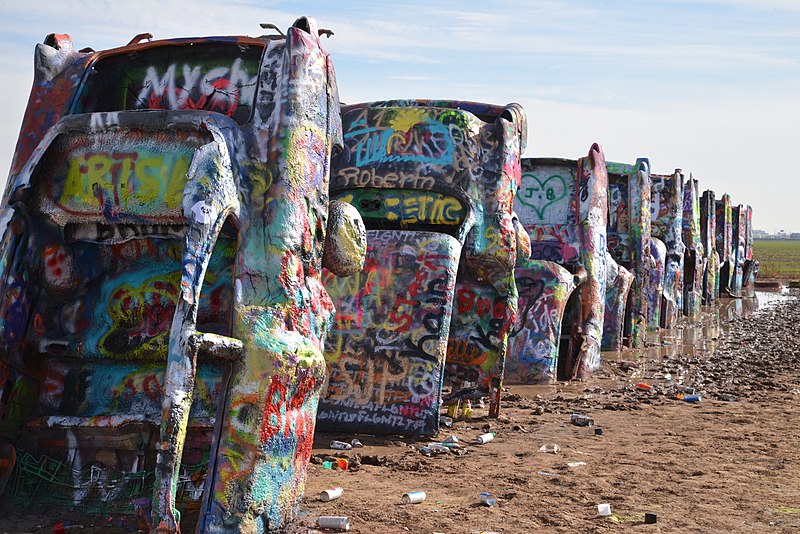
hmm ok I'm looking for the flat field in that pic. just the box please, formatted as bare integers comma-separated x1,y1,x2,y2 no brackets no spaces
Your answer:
754,239,800,279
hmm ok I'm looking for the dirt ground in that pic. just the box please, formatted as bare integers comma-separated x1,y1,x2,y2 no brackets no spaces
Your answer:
1,290,798,533
296,290,800,534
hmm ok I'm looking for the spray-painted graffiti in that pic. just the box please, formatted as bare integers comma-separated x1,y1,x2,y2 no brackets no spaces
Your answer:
604,160,651,349
73,42,262,124
515,145,609,381
645,238,667,329
700,190,719,305
742,205,758,297
321,100,526,427
716,194,733,297
319,231,459,434
505,261,577,384
650,171,685,328
0,18,364,533
682,177,704,319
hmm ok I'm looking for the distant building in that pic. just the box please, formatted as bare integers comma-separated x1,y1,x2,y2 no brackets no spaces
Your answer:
753,229,768,238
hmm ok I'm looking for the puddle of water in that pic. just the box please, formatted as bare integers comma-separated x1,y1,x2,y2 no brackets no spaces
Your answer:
599,289,793,385
506,289,793,397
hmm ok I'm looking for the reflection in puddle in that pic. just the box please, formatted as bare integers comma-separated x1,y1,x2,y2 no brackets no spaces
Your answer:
600,289,791,385
506,289,792,398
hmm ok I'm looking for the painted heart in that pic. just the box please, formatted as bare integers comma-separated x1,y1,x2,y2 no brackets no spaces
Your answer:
518,174,567,220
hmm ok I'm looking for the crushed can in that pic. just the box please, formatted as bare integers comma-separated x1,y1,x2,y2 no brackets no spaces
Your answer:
330,440,353,450
571,413,594,427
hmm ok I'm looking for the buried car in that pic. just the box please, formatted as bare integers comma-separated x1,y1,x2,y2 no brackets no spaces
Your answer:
0,18,365,532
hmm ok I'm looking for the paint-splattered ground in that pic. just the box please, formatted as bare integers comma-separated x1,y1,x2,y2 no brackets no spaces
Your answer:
1,291,798,533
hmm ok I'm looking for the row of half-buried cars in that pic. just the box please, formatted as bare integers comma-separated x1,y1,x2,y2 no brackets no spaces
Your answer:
0,18,757,532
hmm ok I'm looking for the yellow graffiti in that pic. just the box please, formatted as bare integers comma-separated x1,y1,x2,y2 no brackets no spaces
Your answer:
61,152,189,213
388,108,429,133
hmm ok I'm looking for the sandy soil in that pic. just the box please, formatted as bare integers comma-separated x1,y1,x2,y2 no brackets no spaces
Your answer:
1,291,798,533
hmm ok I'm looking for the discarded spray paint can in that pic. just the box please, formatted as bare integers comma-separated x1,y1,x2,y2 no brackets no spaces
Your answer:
350,438,363,448
439,415,454,427
401,491,426,504
320,487,344,502
330,440,353,450
594,428,604,436
571,414,594,427
476,433,495,444
644,512,657,524
636,383,652,391
682,394,702,403
317,516,351,530
479,492,497,506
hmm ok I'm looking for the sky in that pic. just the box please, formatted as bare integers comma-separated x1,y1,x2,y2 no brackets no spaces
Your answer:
0,0,797,232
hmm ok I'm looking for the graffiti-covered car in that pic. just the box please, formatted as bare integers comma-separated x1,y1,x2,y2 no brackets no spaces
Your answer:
716,193,734,298
700,190,719,305
508,145,610,382
650,170,685,328
604,159,651,349
0,18,365,532
319,100,527,434
682,176,705,319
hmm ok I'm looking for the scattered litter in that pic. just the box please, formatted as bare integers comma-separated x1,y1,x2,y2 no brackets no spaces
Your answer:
571,413,594,427
594,428,605,436
619,361,638,371
320,487,344,502
537,471,562,477
401,491,426,504
566,462,586,467
337,458,349,470
538,444,560,454
442,435,460,447
350,438,363,448
439,416,454,428
777,507,800,513
680,394,702,403
323,461,334,469
479,492,497,506
597,503,612,516
476,432,495,444
317,515,350,531
636,383,652,391
420,444,450,456
645,512,658,524
330,440,353,450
